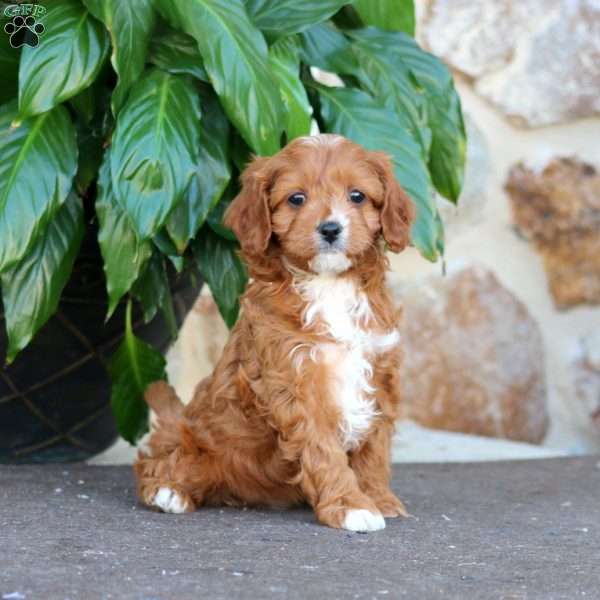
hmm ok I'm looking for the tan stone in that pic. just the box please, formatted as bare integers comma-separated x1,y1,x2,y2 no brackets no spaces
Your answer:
506,158,600,308
395,264,549,443
418,0,600,127
573,330,600,434
165,292,229,404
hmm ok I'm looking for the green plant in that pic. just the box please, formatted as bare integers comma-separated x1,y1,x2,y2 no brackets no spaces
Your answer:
0,0,466,443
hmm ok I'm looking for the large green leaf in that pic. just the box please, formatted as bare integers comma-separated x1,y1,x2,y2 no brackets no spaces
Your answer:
269,36,312,141
0,30,19,104
18,0,110,118
1,193,84,363
193,228,247,328
353,0,415,35
131,252,169,324
300,21,358,74
148,28,209,81
0,101,77,272
82,0,156,114
207,180,239,241
74,120,104,195
167,88,231,252
72,81,113,194
155,0,284,155
229,130,253,173
355,29,466,202
110,69,201,240
108,299,166,443
348,29,431,157
245,0,349,35
405,55,466,202
70,85,97,124
315,85,439,260
152,229,184,273
96,152,152,318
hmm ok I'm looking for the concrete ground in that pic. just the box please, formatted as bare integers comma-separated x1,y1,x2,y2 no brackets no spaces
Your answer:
1,458,599,600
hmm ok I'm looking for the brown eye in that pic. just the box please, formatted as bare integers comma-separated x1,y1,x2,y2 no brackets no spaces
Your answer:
288,192,306,207
349,189,366,204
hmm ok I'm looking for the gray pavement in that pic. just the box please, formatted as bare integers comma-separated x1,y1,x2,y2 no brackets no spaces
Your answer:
1,458,599,600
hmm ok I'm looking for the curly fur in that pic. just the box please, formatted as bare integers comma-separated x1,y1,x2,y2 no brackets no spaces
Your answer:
134,134,415,530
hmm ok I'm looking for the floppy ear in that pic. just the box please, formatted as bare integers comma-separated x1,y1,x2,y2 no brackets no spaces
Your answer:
370,152,416,253
224,156,273,256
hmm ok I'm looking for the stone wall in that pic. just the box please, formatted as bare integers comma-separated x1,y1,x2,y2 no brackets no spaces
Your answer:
418,0,600,127
387,0,600,453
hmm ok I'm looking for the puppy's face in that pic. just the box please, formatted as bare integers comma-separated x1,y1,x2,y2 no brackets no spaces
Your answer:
225,135,415,274
268,137,384,273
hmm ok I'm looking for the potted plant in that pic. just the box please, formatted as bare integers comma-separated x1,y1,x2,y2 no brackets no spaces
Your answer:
0,0,465,462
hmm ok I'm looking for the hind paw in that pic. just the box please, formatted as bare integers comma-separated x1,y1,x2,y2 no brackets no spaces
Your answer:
151,487,194,514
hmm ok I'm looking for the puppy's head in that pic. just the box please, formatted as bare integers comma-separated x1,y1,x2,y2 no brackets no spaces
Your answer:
224,134,415,275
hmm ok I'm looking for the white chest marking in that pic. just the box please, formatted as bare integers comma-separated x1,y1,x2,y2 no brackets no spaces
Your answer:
294,275,399,451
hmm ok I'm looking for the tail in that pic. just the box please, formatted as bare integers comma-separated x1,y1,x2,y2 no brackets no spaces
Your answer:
144,381,183,418
142,380,209,457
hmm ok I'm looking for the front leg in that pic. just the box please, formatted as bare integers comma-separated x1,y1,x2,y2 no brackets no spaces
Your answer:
297,428,386,531
349,417,407,518
263,353,385,532
349,349,407,517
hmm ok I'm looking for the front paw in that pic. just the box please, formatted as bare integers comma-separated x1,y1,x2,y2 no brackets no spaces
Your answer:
342,509,385,532
317,499,385,532
373,491,408,518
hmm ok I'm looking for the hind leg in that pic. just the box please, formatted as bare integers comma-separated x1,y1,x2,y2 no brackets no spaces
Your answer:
134,417,215,514
134,451,200,513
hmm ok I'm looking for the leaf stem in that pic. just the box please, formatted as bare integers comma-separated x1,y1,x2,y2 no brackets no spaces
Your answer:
124,297,142,390
125,296,133,336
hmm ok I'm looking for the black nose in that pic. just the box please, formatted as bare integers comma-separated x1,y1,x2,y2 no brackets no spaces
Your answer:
318,221,342,244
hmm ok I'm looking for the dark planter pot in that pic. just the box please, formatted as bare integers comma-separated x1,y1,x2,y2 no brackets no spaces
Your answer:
0,227,201,464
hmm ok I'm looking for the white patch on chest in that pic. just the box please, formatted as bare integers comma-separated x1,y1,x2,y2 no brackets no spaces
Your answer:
294,274,400,451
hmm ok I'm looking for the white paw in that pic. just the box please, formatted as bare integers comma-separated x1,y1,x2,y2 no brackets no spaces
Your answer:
152,487,189,514
342,509,386,532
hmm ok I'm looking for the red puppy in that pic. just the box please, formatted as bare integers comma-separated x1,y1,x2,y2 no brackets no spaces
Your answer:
134,134,415,532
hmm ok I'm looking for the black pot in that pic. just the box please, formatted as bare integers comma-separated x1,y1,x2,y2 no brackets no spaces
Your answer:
0,227,200,464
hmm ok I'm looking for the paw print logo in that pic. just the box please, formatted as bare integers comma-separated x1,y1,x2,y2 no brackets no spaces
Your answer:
4,15,45,48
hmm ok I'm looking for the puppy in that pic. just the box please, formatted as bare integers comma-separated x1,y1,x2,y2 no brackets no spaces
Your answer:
134,134,415,532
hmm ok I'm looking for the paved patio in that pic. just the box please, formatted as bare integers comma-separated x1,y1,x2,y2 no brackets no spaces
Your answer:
1,457,599,599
